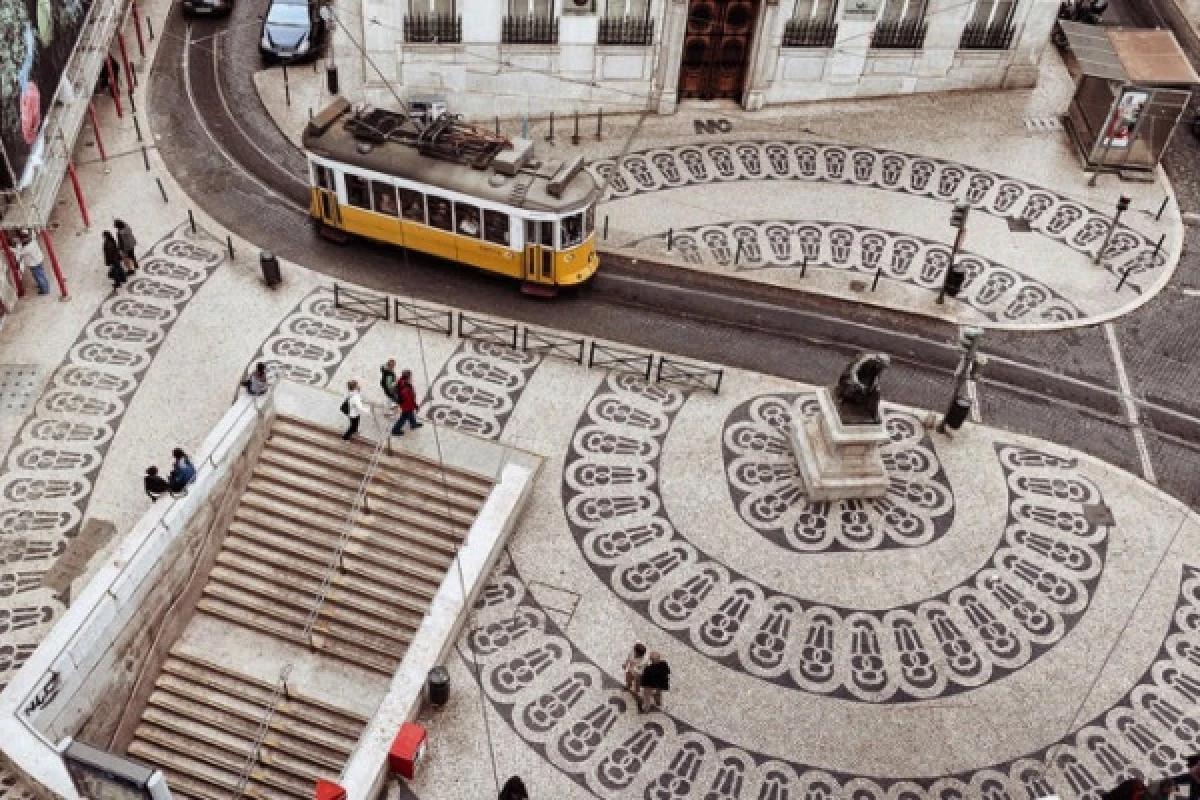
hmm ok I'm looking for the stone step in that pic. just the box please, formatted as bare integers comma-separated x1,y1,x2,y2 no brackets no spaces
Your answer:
214,549,429,628
273,414,494,497
225,519,444,600
148,765,237,800
147,682,357,759
205,569,415,651
163,652,367,736
265,429,488,513
196,596,399,675
254,453,478,531
246,467,469,545
237,492,459,566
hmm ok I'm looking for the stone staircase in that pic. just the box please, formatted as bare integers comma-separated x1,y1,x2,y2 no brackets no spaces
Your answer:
128,650,368,800
197,414,494,674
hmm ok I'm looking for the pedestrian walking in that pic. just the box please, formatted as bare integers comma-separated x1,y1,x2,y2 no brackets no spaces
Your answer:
380,358,399,403
341,380,365,440
638,651,670,713
498,776,529,800
114,219,139,272
241,362,270,396
168,448,196,493
144,466,171,501
103,231,127,290
622,642,647,693
1168,755,1200,800
392,369,423,435
14,230,49,295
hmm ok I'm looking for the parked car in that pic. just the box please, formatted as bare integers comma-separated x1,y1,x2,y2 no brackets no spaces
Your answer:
260,0,326,63
182,0,234,17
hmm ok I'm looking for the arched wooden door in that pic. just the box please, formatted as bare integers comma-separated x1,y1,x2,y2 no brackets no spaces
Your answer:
678,0,759,101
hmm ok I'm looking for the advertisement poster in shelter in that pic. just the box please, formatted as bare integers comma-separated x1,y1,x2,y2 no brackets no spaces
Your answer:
1102,88,1150,150
0,0,93,190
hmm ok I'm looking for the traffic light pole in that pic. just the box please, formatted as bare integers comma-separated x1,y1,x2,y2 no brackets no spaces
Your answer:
1094,195,1130,265
937,223,968,305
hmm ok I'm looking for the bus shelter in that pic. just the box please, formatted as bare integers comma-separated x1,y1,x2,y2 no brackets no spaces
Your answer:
1060,22,1199,173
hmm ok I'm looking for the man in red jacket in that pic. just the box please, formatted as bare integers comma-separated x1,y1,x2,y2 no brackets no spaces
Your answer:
393,370,424,435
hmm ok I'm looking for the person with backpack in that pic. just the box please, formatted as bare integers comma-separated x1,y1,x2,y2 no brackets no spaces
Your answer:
380,359,399,403
114,219,139,272
103,231,127,290
392,370,423,435
342,380,365,440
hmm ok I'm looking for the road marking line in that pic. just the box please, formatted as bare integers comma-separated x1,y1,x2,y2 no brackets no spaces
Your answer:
1104,323,1156,484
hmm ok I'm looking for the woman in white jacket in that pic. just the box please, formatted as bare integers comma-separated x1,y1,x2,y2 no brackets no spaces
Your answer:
342,380,365,440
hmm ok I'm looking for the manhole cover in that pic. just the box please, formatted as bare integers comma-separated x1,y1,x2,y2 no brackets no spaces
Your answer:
0,365,40,415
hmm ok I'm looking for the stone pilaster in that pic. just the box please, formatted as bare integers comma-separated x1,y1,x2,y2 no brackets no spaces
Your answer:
654,0,690,113
742,0,784,110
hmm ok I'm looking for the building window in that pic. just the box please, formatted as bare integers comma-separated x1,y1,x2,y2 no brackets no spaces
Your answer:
400,188,425,223
405,0,461,42
871,0,928,48
345,174,370,209
599,0,653,46
783,0,837,46
484,210,511,245
959,0,1016,49
504,0,558,42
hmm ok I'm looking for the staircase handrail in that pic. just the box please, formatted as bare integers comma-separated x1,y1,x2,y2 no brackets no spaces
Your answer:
230,664,293,799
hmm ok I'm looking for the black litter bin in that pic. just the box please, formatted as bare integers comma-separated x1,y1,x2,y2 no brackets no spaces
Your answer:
260,250,282,287
943,396,971,431
427,666,449,708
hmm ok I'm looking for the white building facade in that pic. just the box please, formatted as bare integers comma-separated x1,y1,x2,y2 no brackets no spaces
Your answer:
357,0,1060,116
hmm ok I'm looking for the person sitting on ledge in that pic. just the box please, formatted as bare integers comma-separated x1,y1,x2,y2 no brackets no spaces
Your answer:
168,448,196,494
144,466,171,501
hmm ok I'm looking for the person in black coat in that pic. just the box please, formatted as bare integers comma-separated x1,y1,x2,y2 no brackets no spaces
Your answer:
103,231,126,290
1170,755,1200,800
498,776,528,800
144,466,171,501
638,651,670,713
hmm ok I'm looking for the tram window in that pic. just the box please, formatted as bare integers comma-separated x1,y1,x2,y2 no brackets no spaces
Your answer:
484,210,510,245
427,196,453,231
314,164,334,191
399,189,425,223
561,213,584,248
345,174,371,209
541,220,555,248
372,182,398,217
585,206,595,236
455,203,481,238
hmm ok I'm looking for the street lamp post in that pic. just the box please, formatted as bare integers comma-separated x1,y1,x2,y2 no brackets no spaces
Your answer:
937,326,984,434
937,204,970,305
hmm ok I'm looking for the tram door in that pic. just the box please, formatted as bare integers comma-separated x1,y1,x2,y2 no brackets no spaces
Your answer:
314,164,341,227
524,220,555,283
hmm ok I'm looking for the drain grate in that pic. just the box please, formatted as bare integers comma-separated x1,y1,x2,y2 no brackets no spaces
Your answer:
0,365,40,415
1023,116,1064,133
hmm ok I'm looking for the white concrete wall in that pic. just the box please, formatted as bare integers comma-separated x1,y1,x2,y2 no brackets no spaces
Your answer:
0,394,274,800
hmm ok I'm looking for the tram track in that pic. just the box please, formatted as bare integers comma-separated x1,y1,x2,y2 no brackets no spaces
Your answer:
149,0,1200,503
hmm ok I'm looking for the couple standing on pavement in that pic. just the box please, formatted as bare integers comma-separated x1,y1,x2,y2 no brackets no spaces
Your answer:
103,220,139,291
340,360,423,440
622,643,671,713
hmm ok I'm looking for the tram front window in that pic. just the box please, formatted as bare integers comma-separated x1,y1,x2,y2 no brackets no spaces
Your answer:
561,213,584,248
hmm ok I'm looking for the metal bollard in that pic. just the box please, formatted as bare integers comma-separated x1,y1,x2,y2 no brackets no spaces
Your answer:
227,235,235,259
603,215,609,240
572,111,580,145
132,115,143,143
800,256,807,278
127,86,137,115
188,209,197,234
141,145,150,171
495,116,500,136
734,239,743,266
871,267,883,291
1115,264,1134,292
282,64,290,107
1153,233,1165,259
156,177,168,203
666,228,673,250
147,17,154,40
1156,196,1169,220
596,107,603,140
545,111,555,143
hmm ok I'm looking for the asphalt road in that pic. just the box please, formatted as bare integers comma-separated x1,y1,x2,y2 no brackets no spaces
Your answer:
147,1,1200,507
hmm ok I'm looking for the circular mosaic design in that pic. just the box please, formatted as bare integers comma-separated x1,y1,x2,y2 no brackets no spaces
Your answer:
563,376,1111,703
588,142,1168,291
724,394,954,552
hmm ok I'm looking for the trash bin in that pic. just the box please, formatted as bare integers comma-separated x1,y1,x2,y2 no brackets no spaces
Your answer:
943,396,971,430
427,666,449,708
326,64,339,95
259,250,282,288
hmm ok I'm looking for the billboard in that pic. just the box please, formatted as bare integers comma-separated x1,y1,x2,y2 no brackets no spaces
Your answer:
0,0,93,190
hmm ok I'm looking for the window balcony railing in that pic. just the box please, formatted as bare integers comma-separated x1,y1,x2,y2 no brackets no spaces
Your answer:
782,18,838,47
598,15,654,45
870,18,928,49
404,13,462,43
502,14,560,44
958,21,1016,49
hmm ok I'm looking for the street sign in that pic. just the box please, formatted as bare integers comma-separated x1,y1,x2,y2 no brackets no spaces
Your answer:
844,0,882,19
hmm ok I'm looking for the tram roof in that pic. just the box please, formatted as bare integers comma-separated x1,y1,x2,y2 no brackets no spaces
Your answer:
302,103,600,215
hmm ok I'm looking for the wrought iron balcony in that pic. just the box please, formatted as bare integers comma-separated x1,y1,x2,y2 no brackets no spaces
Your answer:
502,14,559,44
782,18,837,47
958,21,1015,49
598,15,654,45
870,18,928,49
404,13,462,43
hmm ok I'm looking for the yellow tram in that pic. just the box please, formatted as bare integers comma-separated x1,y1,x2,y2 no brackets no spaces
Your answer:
302,97,601,291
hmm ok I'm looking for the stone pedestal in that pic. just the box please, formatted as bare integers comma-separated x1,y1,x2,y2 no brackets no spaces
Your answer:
789,388,890,501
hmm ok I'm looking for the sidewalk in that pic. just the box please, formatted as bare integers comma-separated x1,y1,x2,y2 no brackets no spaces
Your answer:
255,51,1184,331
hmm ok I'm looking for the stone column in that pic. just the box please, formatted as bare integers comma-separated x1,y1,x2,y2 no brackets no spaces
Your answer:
654,0,690,113
742,0,784,110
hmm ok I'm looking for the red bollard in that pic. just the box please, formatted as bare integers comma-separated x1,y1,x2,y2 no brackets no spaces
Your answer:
131,1,147,58
87,103,107,162
105,57,123,117
66,162,90,229
39,229,69,299
0,230,26,299
117,33,135,93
